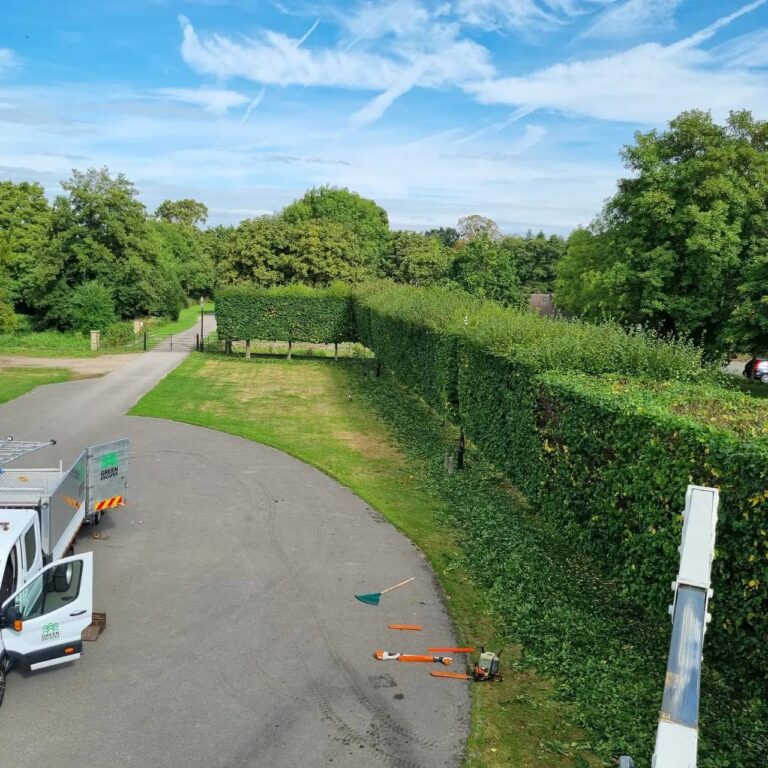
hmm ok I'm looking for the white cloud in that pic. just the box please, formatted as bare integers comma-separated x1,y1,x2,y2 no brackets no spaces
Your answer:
584,0,681,39
179,14,495,124
179,16,403,89
466,0,768,124
0,48,17,75
155,87,251,115
455,0,616,30
713,28,768,69
342,0,431,48
456,0,559,29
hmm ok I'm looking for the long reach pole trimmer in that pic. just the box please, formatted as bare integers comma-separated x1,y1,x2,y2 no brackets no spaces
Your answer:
620,485,719,768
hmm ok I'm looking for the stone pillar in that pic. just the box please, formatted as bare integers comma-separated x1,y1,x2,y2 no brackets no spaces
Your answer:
90,330,101,352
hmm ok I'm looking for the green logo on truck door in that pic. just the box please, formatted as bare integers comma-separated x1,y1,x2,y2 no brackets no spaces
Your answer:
101,452,119,471
41,622,60,641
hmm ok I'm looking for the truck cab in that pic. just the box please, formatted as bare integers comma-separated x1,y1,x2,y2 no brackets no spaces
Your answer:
0,510,93,704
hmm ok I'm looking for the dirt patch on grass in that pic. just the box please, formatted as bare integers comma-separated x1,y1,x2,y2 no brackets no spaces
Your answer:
332,430,403,462
0,354,135,376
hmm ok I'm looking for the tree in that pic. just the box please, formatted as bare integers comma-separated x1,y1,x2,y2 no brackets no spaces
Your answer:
450,234,525,307
282,186,389,269
457,215,501,242
382,231,452,285
148,220,215,298
155,198,208,227
502,231,566,293
424,227,460,249
0,272,15,333
63,281,116,333
555,110,768,357
555,229,626,317
0,181,51,311
219,216,289,287
283,221,367,286
200,225,233,270
29,168,184,326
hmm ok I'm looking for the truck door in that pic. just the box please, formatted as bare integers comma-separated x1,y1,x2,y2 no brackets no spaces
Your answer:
87,439,129,522
0,552,92,670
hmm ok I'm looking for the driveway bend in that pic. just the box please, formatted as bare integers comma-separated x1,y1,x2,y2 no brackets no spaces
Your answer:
0,325,469,768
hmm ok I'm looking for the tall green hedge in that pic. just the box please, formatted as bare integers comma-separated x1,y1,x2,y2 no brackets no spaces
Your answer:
215,282,767,691
215,284,356,344
531,373,768,685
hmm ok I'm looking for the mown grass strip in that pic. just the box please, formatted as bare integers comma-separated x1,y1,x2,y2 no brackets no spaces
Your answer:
131,353,602,768
0,367,73,404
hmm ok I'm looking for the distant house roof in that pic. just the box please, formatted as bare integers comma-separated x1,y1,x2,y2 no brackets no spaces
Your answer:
529,293,556,316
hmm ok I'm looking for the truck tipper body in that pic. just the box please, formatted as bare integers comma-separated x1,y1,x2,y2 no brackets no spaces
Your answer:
0,438,128,705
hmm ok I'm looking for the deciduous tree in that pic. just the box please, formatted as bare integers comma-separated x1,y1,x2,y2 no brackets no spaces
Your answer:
555,110,768,357
450,234,525,307
155,198,208,227
382,231,451,285
282,186,389,270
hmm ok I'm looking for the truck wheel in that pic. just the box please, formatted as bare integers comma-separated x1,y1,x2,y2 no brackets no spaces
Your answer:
0,663,6,707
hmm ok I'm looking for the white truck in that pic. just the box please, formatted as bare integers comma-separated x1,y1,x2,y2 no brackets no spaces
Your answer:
0,437,128,705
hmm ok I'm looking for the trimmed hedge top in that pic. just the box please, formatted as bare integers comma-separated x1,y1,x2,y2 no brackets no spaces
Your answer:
355,282,705,380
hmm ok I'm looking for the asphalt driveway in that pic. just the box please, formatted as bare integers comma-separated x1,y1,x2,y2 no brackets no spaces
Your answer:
0,322,469,768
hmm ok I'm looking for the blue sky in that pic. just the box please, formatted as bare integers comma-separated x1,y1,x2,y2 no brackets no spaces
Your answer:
1,0,766,233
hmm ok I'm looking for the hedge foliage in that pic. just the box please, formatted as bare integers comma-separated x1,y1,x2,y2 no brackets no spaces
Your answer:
215,282,767,692
531,373,768,686
215,284,357,344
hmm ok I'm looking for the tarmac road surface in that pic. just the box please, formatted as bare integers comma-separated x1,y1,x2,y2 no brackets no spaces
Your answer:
0,320,469,768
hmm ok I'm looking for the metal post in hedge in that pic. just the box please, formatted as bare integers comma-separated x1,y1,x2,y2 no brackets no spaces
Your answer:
457,429,465,470
143,331,148,351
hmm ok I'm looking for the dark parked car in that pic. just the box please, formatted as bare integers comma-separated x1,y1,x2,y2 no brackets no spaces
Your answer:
743,356,768,383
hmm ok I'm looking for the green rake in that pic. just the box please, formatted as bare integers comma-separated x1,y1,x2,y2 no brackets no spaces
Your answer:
355,577,414,606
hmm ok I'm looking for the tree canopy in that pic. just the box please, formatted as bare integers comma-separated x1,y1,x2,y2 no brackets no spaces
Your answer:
555,110,768,357
282,186,390,269
155,198,209,227
451,234,526,307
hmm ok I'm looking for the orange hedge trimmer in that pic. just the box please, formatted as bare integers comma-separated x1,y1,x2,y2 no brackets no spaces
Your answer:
375,650,453,665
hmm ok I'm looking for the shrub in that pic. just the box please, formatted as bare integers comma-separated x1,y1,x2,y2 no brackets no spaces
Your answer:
103,321,136,347
63,281,117,334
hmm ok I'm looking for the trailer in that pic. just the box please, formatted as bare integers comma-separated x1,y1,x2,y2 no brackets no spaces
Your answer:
0,437,129,562
0,437,128,706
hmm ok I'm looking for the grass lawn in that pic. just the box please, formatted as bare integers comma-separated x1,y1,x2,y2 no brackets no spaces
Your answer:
0,367,73,404
132,354,601,768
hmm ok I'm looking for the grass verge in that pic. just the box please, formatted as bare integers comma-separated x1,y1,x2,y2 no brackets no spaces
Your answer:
131,354,601,768
131,355,766,768
0,367,73,404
